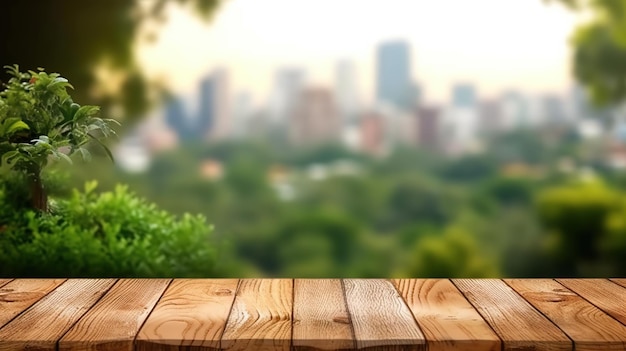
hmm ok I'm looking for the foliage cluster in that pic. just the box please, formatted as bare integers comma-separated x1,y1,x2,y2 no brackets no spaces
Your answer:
1,0,222,121
0,66,223,278
0,179,221,277
64,123,626,278
549,0,626,105
0,65,118,211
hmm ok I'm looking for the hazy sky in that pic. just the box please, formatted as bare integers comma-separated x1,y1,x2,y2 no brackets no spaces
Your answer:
137,0,584,108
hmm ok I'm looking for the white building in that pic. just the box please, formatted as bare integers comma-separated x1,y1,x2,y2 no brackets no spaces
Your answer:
269,68,306,127
207,68,231,141
335,60,360,126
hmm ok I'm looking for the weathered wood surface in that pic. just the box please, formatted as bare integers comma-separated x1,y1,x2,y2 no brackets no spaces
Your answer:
221,279,293,351
344,279,425,350
0,279,65,329
392,279,500,351
505,279,626,351
453,279,572,351
60,279,171,351
292,279,354,350
0,279,115,351
137,279,239,351
0,279,625,350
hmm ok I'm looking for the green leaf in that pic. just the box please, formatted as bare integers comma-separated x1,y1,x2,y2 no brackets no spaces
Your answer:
73,105,100,122
1,150,21,165
88,133,115,162
32,135,50,144
78,147,92,162
6,120,29,135
104,118,122,126
84,180,98,194
59,152,72,165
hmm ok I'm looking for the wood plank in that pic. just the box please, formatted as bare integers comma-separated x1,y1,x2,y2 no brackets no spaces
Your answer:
506,279,626,351
558,279,626,326
0,279,12,288
344,279,425,351
610,278,626,290
292,279,354,351
0,279,65,329
59,279,170,351
453,279,571,351
392,279,500,351
0,279,115,351
221,279,292,351
136,279,239,351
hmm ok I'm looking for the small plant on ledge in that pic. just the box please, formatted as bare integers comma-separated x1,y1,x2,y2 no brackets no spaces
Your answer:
0,65,225,277
0,65,118,212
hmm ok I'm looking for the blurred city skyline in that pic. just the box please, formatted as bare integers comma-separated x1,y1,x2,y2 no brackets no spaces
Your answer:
137,0,587,109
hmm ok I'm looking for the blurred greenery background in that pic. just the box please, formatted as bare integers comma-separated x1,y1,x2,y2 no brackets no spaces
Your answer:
3,0,626,277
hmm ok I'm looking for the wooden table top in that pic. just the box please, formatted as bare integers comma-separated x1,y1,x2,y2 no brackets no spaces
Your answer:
0,279,625,350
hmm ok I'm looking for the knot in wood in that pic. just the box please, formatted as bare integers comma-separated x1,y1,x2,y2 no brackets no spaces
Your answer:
332,316,350,324
214,288,233,296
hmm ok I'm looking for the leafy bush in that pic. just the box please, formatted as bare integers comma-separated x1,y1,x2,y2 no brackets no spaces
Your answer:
0,65,117,212
406,226,499,278
536,180,619,262
0,181,220,277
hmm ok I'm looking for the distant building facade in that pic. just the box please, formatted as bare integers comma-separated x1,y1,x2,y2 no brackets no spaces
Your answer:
335,60,360,126
376,40,412,110
165,96,191,141
416,106,440,150
499,90,530,130
289,87,341,146
199,68,230,141
167,68,231,143
477,100,502,136
270,68,306,127
444,83,479,153
360,111,387,156
452,84,477,108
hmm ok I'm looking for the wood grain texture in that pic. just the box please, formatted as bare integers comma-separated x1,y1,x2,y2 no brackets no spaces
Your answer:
0,280,12,288
0,279,65,329
392,279,500,351
292,279,354,351
506,279,626,351
59,279,170,351
453,279,571,351
136,279,239,351
0,279,115,351
557,279,626,326
611,279,626,289
344,279,425,351
221,279,292,351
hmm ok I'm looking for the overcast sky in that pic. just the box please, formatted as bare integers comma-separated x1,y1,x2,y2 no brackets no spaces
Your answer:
136,0,585,108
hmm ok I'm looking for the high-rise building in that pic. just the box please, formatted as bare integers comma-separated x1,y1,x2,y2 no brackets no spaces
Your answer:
443,83,479,153
360,111,386,156
410,82,423,108
416,106,440,150
198,75,214,138
289,87,340,146
477,100,502,135
499,90,530,130
232,91,253,138
198,68,230,141
165,96,191,140
540,94,567,126
269,68,306,126
335,60,359,126
452,84,477,108
376,40,412,110
211,68,230,140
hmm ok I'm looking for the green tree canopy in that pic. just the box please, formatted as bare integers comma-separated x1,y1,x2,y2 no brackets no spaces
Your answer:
0,0,221,121
549,0,626,105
